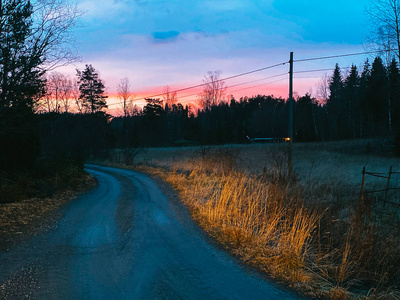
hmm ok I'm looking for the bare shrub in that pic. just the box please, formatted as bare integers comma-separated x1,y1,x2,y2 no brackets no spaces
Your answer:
261,146,291,182
196,147,238,175
109,148,141,166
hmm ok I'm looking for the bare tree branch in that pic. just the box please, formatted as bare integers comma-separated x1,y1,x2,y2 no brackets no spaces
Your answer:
366,0,400,60
162,85,178,108
197,70,227,110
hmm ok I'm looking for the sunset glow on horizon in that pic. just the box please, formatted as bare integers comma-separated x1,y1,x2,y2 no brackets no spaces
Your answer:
106,79,293,114
59,0,373,115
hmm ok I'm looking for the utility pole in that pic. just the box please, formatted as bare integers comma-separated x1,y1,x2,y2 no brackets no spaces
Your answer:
288,52,294,178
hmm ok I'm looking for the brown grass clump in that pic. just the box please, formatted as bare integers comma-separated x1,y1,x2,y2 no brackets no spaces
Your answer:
163,165,321,285
329,286,349,300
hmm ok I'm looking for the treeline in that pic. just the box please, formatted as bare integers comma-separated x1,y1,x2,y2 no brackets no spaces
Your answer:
108,56,399,148
109,94,331,148
38,54,400,160
325,57,400,139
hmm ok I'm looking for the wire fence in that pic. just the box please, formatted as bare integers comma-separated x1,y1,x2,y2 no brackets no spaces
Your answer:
360,166,400,207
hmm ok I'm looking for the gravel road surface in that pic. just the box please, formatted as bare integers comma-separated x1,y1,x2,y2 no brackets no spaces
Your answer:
0,165,301,299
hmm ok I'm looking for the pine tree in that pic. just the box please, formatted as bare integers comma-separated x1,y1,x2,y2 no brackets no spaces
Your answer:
389,58,400,129
143,98,164,119
0,0,44,172
343,65,359,138
76,65,108,113
359,59,371,137
368,57,388,134
327,64,343,139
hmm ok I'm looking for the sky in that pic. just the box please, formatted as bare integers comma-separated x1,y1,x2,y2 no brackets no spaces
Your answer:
60,0,371,112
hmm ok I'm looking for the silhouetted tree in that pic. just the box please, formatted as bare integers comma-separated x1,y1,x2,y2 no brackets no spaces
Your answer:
59,74,74,113
343,65,360,138
359,59,371,137
327,64,344,139
0,0,45,109
0,0,80,174
76,64,108,113
316,73,330,104
368,57,388,134
40,113,114,161
294,93,318,141
117,77,134,118
163,85,178,107
38,72,73,113
1,0,80,109
143,98,164,118
197,70,227,110
141,98,166,145
367,0,400,60
389,58,400,128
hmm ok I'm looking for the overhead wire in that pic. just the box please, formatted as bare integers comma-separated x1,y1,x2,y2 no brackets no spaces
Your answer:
293,49,389,63
107,69,288,107
177,79,288,104
107,49,386,109
118,61,288,102
176,76,289,104
227,78,288,94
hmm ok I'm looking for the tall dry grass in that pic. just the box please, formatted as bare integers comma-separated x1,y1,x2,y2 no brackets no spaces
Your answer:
166,168,320,284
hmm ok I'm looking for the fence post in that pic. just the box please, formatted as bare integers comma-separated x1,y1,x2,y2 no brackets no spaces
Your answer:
360,166,366,203
384,166,393,207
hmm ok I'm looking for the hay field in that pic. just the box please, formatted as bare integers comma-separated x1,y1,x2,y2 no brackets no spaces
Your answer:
133,139,399,191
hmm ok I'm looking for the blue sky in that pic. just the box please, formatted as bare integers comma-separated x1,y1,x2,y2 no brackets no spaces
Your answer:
63,0,371,107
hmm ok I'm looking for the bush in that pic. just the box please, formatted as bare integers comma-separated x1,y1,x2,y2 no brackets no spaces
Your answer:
0,156,85,204
0,108,41,173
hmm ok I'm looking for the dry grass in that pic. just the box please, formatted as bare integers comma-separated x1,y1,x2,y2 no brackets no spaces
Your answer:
157,168,319,285
110,139,400,299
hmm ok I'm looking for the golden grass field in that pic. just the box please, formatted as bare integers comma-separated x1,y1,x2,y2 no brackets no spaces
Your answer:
109,139,400,299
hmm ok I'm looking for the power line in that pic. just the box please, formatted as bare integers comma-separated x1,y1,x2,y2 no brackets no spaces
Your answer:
294,66,352,74
128,62,287,101
294,68,335,74
294,76,329,79
294,50,388,63
228,78,287,94
107,72,288,107
225,73,288,90
177,78,288,104
106,67,343,108
107,50,389,109
154,74,288,102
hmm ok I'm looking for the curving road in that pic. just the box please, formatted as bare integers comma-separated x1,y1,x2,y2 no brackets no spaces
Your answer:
0,165,300,299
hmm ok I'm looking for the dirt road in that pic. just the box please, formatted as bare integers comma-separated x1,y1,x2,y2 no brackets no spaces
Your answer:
0,165,300,299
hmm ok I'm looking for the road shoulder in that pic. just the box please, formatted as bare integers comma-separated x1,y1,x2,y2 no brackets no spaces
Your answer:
0,174,96,253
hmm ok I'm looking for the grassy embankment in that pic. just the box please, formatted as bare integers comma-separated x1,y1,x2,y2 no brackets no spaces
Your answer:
109,140,400,299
